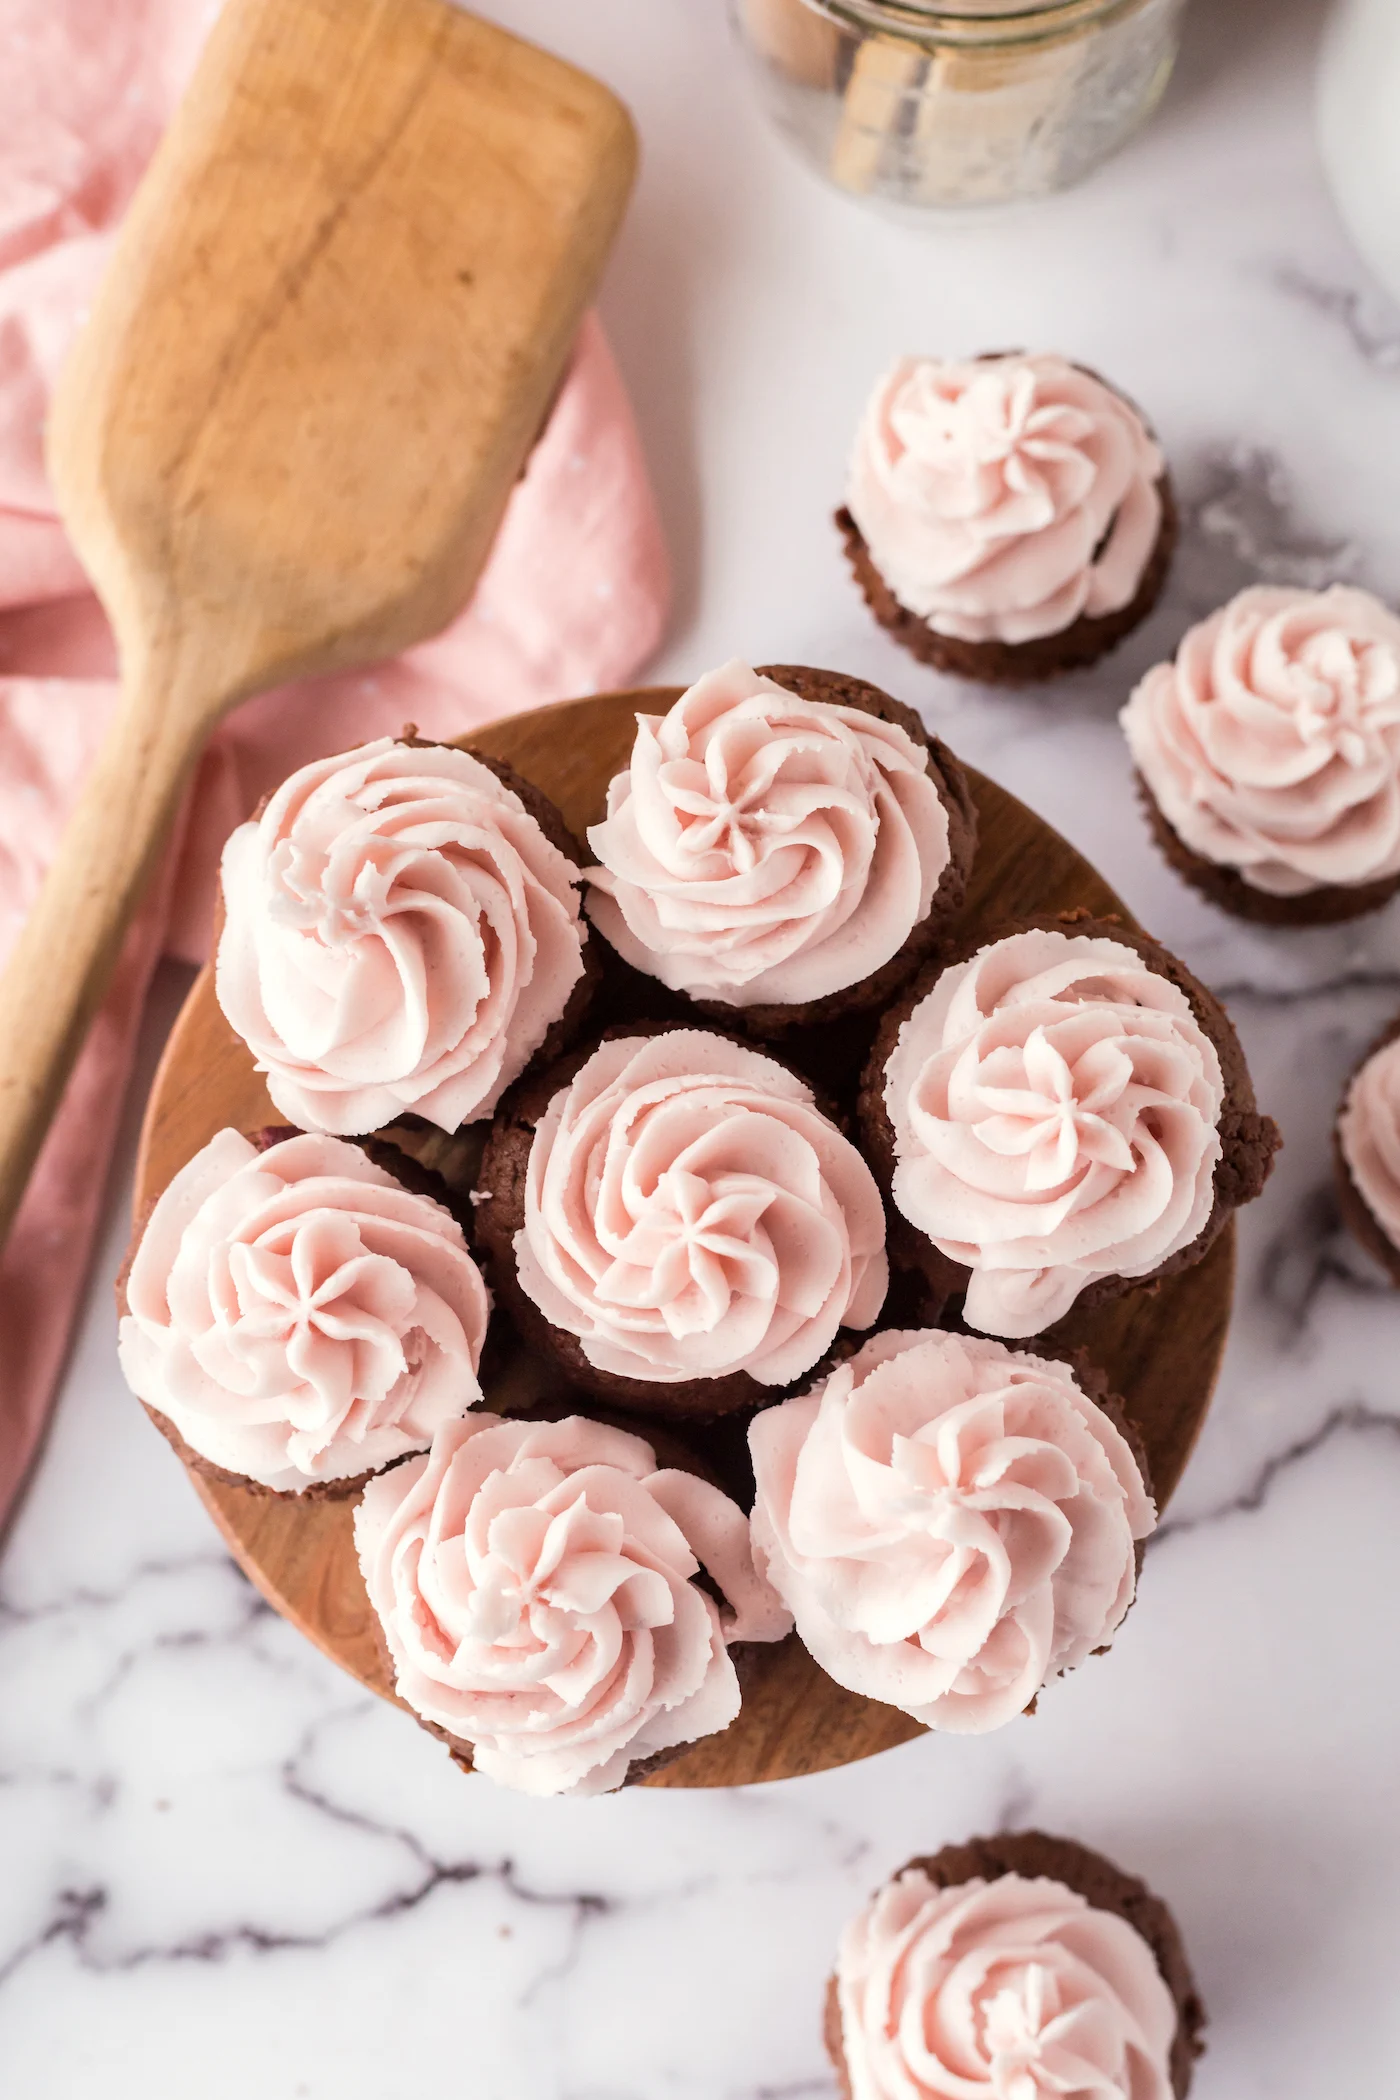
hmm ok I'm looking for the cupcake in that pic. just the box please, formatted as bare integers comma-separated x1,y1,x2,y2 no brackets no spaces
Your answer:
827,1833,1205,2100
117,1127,491,1496
838,352,1175,684
584,661,977,1037
474,1026,889,1418
353,1410,791,1795
1334,1013,1400,1284
750,1329,1154,1732
216,735,596,1135
859,916,1279,1339
1122,584,1400,925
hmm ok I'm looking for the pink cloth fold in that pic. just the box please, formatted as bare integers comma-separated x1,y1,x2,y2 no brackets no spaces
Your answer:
0,0,670,1531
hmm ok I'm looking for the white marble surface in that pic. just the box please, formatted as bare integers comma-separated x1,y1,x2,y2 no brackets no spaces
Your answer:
5,1,1400,2092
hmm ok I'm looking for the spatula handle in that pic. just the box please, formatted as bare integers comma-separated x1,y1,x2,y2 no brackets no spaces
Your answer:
0,687,199,1250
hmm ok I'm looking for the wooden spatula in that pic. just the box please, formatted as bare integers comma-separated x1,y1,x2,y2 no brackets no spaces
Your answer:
0,0,635,1251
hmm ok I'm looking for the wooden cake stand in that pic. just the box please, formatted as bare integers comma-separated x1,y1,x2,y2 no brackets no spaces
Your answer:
133,688,1234,1789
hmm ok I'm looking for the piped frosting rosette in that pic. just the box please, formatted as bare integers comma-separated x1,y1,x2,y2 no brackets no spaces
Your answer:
354,1412,791,1796
216,737,589,1134
118,1129,490,1493
1337,1024,1400,1264
749,1329,1153,1733
835,1861,1180,2100
875,928,1228,1339
846,353,1165,647
483,1029,888,1407
1122,584,1400,901
585,661,960,1010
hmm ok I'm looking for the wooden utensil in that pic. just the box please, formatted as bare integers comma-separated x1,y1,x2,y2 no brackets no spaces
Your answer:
132,689,1235,1790
0,0,635,1251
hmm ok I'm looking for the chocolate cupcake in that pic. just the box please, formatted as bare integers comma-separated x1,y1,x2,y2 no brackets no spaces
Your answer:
838,352,1175,685
353,1409,791,1795
750,1328,1154,1732
474,1026,889,1419
827,1832,1205,2100
858,914,1279,1339
215,734,597,1135
117,1126,491,1497
1122,584,1400,925
583,660,977,1039
1335,1012,1400,1284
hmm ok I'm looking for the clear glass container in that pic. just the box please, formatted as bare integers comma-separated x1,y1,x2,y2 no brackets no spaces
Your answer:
731,0,1189,210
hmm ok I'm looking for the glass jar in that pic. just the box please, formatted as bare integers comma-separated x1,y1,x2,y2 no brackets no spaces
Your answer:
731,0,1189,210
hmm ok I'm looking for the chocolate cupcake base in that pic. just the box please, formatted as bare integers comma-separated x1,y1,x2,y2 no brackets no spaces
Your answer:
837,477,1177,687
474,1023,865,1423
1138,774,1400,927
686,665,979,1039
137,1404,382,1504
365,1401,763,1792
227,737,604,1112
584,664,979,1060
857,910,1281,1336
435,1638,770,1791
825,1831,1206,2100
117,1124,486,1504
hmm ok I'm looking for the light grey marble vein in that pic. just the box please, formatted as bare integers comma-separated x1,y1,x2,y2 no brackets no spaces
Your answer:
1268,262,1400,371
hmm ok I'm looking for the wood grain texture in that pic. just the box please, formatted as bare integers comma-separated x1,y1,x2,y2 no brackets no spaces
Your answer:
133,688,1235,1789
0,0,635,1251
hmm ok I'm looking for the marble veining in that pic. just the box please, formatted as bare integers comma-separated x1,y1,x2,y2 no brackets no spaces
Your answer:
1152,1398,1400,1544
1268,261,1400,370
1170,442,1364,607
5,1,1400,2094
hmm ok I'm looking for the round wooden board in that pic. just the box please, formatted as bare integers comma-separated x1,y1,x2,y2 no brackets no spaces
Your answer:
133,686,1234,1789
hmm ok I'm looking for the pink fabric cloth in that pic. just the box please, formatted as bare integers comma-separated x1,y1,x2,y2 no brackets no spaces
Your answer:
0,0,671,1531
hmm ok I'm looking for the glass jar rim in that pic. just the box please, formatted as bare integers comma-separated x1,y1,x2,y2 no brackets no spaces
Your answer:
797,0,1149,36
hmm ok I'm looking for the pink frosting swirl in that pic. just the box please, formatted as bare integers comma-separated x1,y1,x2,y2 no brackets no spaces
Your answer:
1122,585,1400,896
750,1329,1152,1733
118,1129,490,1493
885,931,1225,1338
513,1031,888,1385
353,1412,791,1795
1339,1033,1400,1249
584,661,951,1005
847,353,1164,646
216,738,587,1134
837,1867,1177,2100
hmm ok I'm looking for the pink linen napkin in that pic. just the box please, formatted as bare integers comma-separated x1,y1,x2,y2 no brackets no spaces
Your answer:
0,0,670,1532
